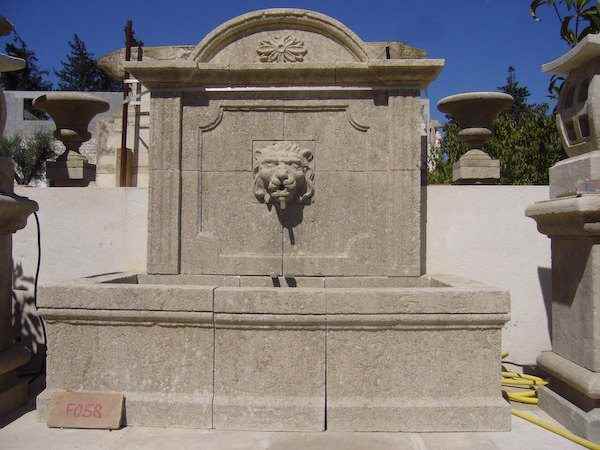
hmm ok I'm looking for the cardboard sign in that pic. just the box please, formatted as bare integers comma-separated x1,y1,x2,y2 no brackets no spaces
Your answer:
47,391,124,429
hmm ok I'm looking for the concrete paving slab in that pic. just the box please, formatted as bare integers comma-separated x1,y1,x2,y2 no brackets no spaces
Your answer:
0,409,585,450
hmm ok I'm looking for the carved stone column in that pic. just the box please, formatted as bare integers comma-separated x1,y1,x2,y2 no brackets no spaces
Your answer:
526,34,600,441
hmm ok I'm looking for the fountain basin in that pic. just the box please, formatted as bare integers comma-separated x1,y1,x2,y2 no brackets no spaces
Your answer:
37,273,510,431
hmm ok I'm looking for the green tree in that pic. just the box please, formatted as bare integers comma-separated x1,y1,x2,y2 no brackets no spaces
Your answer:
530,1,600,97
0,131,59,185
429,67,566,185
55,34,121,91
0,36,52,90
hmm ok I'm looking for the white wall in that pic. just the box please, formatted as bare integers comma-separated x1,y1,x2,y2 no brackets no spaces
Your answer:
427,185,552,365
12,185,552,365
13,187,147,285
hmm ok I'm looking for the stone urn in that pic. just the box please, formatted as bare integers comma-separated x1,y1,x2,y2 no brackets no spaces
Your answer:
437,92,513,184
32,93,109,186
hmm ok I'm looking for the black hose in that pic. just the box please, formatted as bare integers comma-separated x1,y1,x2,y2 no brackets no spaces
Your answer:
32,211,46,347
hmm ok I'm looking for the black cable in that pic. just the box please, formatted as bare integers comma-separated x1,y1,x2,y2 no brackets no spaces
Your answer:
32,211,47,347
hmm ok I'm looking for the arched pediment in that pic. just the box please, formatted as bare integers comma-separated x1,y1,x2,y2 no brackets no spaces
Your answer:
189,9,370,64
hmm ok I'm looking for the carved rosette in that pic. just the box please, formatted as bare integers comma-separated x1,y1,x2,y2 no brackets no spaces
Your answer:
253,142,315,210
256,35,307,63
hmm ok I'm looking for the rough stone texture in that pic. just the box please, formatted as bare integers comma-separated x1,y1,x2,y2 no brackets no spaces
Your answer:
213,313,326,431
452,150,500,184
550,150,600,198
38,308,214,428
543,35,600,157
538,386,600,442
39,282,214,311
178,94,426,277
38,278,510,430
551,238,600,372
326,312,509,431
537,352,600,441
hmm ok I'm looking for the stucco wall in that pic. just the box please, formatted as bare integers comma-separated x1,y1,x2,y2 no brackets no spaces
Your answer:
427,186,552,365
12,185,551,365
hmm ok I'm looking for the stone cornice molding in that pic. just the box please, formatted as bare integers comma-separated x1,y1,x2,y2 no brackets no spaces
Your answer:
526,194,600,237
189,9,370,63
124,59,445,90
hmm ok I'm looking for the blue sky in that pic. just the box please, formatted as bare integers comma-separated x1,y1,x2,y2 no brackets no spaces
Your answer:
3,0,568,120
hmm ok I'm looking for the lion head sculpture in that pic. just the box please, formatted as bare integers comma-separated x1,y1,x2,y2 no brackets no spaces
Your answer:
253,142,315,210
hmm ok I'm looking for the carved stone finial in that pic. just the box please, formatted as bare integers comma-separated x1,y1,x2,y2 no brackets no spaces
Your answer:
253,142,315,210
256,35,307,63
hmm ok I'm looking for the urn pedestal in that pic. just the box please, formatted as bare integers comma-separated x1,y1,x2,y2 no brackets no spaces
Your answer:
437,92,512,185
32,93,108,187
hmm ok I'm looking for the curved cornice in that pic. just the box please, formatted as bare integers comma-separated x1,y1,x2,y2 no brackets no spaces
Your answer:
189,9,370,63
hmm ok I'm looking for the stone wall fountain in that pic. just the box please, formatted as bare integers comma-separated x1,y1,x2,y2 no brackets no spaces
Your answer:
37,9,511,432
32,93,109,187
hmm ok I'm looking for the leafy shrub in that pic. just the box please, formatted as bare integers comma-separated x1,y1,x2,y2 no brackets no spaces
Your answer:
0,130,58,185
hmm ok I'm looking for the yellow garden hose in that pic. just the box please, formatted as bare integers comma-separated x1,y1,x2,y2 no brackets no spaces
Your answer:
501,353,600,450
512,409,600,450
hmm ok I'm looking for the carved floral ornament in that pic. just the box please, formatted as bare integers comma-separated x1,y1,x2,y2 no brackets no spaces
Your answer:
253,142,315,210
256,35,307,63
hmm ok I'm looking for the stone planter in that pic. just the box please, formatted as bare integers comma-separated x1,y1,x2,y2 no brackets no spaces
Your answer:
32,93,109,187
437,92,513,184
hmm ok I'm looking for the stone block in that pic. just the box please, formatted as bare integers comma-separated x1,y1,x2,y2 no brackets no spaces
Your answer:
213,313,326,431
550,151,600,198
538,386,600,442
324,286,509,315
537,352,600,441
323,276,441,288
452,150,500,184
180,170,282,275
551,238,600,371
147,169,180,274
39,308,214,428
149,93,181,171
239,276,325,288
138,273,240,286
283,169,423,277
326,313,510,431
39,282,214,311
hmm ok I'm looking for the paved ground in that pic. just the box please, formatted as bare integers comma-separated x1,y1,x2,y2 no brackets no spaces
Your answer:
0,406,586,450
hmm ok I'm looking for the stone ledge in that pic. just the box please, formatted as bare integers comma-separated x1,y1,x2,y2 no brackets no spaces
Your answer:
525,194,600,236
39,284,215,312
538,386,600,441
39,308,213,327
124,60,445,90
213,395,324,431
538,351,600,399
326,397,510,432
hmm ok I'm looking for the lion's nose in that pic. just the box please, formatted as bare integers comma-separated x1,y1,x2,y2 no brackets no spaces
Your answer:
274,168,288,185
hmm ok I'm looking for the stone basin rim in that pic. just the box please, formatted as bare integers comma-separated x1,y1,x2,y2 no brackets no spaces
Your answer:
437,91,514,111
